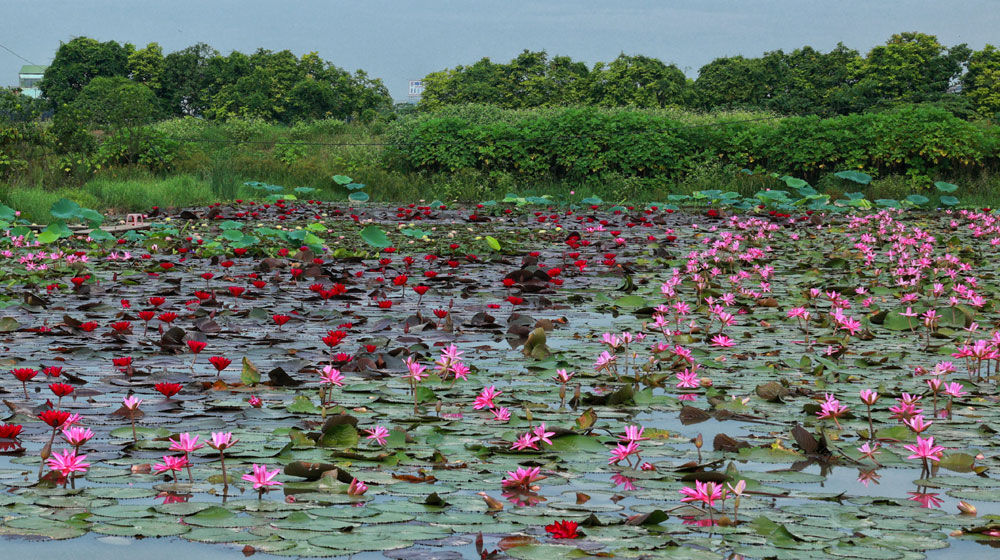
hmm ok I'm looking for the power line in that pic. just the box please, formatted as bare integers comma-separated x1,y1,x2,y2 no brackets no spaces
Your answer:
0,42,38,66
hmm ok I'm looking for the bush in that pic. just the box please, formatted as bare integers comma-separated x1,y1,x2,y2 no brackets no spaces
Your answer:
387,104,1000,190
94,129,179,172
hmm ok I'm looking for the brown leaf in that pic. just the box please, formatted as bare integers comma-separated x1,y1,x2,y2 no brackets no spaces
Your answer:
575,492,590,504
498,536,538,551
792,423,819,454
713,433,750,452
392,473,437,483
679,405,711,425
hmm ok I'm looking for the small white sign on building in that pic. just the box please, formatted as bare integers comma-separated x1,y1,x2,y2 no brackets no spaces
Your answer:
408,80,424,97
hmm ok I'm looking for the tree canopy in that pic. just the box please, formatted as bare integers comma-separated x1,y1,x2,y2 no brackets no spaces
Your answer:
38,39,392,123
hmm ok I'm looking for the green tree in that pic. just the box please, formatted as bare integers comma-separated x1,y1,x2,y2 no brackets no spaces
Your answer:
963,44,1000,119
40,37,132,108
128,42,165,91
0,89,49,123
764,44,860,115
70,76,159,130
692,55,771,110
588,53,687,107
160,43,219,116
848,32,969,105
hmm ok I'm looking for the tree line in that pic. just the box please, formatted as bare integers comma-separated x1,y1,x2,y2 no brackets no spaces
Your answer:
5,31,999,128
420,32,1000,119
30,37,392,126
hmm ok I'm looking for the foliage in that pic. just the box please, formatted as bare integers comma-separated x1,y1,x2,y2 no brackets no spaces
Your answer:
848,32,969,105
70,76,160,130
963,44,1000,119
0,89,49,124
40,37,132,108
388,104,1000,187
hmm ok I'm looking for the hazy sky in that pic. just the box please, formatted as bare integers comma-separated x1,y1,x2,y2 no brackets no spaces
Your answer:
3,0,999,100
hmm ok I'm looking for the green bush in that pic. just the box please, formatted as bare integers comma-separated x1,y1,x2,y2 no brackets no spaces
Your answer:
387,104,1000,190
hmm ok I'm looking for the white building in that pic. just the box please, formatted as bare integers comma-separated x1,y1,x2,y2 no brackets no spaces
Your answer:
18,65,46,98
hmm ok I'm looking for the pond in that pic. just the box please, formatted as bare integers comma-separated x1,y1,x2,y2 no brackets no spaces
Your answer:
1,200,999,559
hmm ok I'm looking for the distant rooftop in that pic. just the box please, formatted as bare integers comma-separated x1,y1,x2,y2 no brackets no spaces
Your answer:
19,65,47,75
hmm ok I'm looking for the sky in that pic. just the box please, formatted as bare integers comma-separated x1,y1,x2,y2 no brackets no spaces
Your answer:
3,0,999,101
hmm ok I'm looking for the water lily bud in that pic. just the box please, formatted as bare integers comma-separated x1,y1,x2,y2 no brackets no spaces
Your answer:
958,501,977,516
435,400,443,415
694,434,703,449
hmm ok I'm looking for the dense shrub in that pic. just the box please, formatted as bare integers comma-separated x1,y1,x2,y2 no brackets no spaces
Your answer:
387,105,1000,188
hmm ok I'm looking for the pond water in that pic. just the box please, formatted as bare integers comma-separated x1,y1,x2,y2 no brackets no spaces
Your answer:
1,203,999,558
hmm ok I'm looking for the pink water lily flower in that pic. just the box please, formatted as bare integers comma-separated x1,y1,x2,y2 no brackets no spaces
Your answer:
242,463,283,490
904,435,945,463
122,396,143,410
511,432,540,451
502,466,545,490
904,414,933,434
491,407,511,422
473,386,501,410
169,432,205,453
62,426,94,447
532,423,555,446
320,365,345,386
153,455,189,475
348,477,368,496
207,431,239,451
679,480,723,508
365,425,389,446
609,441,639,465
620,425,649,443
46,448,90,478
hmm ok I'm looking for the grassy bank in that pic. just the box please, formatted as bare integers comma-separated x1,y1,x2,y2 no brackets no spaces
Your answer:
3,105,1000,222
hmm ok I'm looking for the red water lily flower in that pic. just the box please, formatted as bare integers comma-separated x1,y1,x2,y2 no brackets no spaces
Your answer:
544,520,580,539
112,357,133,373
0,423,23,439
155,382,183,398
38,409,71,428
79,321,99,332
187,340,207,354
109,321,132,334
43,366,62,377
208,356,232,375
228,286,246,298
11,368,37,398
149,296,166,307
413,285,429,296
158,312,177,324
49,383,74,398
272,314,290,327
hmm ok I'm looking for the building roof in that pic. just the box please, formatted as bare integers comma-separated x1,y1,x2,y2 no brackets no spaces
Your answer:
19,65,47,75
